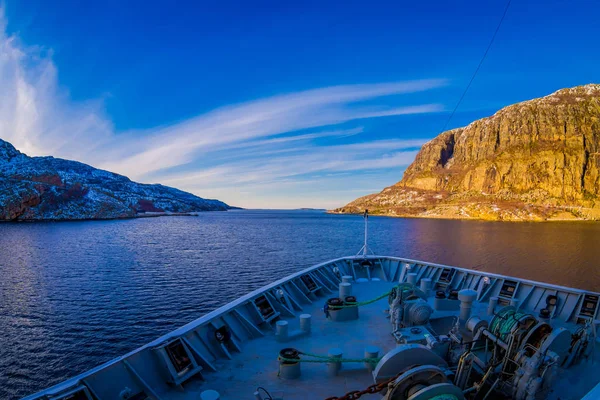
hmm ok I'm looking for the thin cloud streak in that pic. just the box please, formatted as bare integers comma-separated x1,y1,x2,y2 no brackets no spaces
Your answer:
222,127,365,150
159,141,421,189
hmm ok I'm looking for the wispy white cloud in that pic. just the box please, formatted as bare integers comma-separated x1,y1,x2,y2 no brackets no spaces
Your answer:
0,9,443,208
94,88,443,179
0,10,114,161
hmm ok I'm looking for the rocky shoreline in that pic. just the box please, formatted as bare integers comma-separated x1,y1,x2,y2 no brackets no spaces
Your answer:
335,84,600,222
0,138,231,221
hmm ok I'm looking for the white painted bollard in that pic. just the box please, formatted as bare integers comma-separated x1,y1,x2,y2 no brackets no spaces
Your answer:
488,297,498,316
279,349,301,379
342,275,353,284
420,278,432,297
407,273,418,286
327,348,343,376
339,282,352,298
276,320,288,342
200,390,220,400
458,289,477,326
300,314,311,333
364,346,380,372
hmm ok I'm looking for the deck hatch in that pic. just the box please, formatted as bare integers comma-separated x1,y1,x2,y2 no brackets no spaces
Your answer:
153,337,203,386
499,280,518,298
434,267,456,292
301,274,318,292
497,280,518,306
254,295,276,321
438,268,455,283
579,294,599,319
166,339,193,374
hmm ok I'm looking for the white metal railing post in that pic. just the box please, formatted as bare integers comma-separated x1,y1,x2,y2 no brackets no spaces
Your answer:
356,209,373,257
363,209,368,257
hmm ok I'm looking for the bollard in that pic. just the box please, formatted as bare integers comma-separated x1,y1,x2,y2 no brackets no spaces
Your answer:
299,314,312,333
434,290,446,310
407,273,418,286
488,297,498,316
458,289,477,326
364,346,380,372
200,390,220,400
279,348,301,379
276,320,288,342
339,282,352,298
420,278,432,297
327,348,343,376
342,275,353,284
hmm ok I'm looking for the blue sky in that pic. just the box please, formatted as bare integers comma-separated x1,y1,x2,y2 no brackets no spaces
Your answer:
1,1,599,208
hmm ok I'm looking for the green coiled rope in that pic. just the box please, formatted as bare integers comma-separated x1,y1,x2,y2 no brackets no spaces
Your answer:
489,307,531,342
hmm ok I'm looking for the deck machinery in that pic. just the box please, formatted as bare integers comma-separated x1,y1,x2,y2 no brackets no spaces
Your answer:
367,277,597,400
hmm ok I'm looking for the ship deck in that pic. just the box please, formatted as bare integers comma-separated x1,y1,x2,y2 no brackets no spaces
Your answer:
177,280,600,400
181,280,397,399
24,256,600,400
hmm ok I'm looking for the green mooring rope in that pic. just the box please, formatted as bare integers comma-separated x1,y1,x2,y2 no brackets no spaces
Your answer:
276,352,382,378
328,283,415,309
330,291,391,309
278,354,382,365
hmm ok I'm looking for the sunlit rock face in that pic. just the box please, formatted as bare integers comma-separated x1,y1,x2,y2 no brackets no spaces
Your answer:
335,84,600,221
0,139,229,220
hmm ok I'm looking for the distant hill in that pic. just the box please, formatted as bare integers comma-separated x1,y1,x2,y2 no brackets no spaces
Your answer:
0,138,230,221
334,84,600,221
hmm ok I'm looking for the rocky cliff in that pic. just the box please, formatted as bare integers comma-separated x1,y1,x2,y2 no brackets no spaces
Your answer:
334,84,600,221
0,138,230,221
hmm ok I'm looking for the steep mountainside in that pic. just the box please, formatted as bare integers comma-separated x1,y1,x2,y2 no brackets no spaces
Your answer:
0,139,230,220
334,84,600,221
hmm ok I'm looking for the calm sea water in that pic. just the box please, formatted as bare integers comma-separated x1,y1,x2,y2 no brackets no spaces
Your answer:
1,210,599,399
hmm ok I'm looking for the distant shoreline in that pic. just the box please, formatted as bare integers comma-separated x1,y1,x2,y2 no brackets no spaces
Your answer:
0,208,333,222
327,209,600,223
0,210,233,223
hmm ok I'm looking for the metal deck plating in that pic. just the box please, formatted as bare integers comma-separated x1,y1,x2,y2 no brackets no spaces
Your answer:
24,255,600,400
